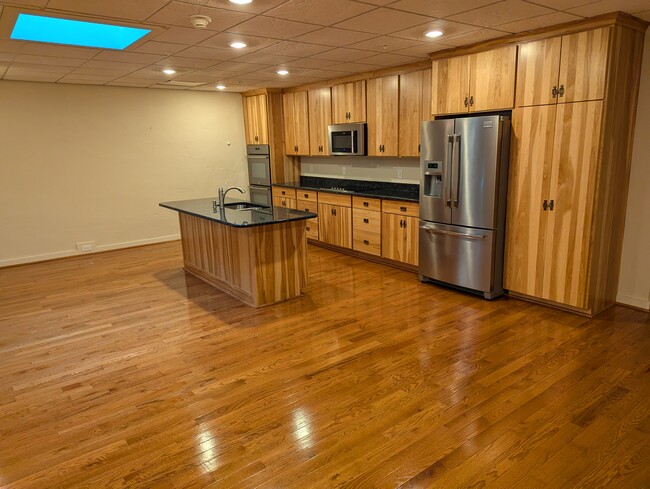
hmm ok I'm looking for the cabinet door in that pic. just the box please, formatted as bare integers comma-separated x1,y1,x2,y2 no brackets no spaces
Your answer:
367,75,399,156
243,94,268,145
431,56,469,116
516,37,561,107
331,81,366,123
283,91,309,155
381,214,418,265
504,105,556,298
282,93,296,155
399,69,431,157
318,203,352,249
543,101,602,308
308,88,331,155
273,196,297,209
559,27,609,103
469,45,517,112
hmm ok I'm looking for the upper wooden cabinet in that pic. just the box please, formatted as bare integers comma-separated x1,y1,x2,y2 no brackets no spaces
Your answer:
331,80,366,123
516,27,609,107
308,88,331,156
282,91,309,156
367,75,399,157
243,94,269,144
399,69,431,157
431,45,517,116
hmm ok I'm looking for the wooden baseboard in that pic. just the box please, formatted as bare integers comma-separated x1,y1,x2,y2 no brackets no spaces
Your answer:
615,302,650,313
308,240,418,273
184,263,256,307
506,291,595,317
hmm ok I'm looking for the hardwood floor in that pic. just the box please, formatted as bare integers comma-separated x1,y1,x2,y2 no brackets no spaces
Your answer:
0,241,648,488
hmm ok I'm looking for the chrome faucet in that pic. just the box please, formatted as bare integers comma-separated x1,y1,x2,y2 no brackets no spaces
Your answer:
218,186,246,209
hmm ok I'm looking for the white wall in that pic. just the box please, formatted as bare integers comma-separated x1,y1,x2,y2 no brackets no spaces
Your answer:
0,81,247,266
301,156,420,184
617,33,650,311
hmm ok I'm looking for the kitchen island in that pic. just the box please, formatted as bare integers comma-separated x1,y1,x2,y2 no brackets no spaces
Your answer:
160,198,316,307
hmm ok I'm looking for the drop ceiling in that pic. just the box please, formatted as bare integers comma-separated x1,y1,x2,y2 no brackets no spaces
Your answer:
0,0,648,92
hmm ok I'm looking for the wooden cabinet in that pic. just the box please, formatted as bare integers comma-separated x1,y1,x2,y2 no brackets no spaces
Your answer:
283,91,310,155
381,200,419,266
331,81,366,123
242,94,269,144
272,186,297,209
431,45,516,116
367,75,399,156
296,190,319,240
318,193,352,249
516,27,609,107
399,69,431,157
308,88,331,155
352,196,381,256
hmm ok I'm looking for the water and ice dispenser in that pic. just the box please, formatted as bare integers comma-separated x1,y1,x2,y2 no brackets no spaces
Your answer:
423,161,443,198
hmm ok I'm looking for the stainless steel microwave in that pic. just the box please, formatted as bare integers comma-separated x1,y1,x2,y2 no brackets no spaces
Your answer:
328,123,366,156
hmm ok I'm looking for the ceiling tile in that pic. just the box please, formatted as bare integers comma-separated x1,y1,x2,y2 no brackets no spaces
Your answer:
496,11,584,32
312,47,377,61
132,41,188,56
350,0,397,5
0,53,16,62
80,59,144,71
174,45,238,61
153,56,219,69
264,0,376,26
442,27,509,46
177,0,289,15
358,52,424,65
46,0,170,21
0,0,47,7
227,15,322,40
523,0,605,9
386,0,503,18
447,0,555,27
390,19,480,41
348,35,423,52
7,62,74,73
4,70,63,82
59,74,113,84
205,60,269,74
20,43,100,59
145,1,254,31
172,72,222,83
149,83,188,89
326,61,385,72
0,40,25,54
197,32,281,51
281,57,343,69
127,66,190,79
152,26,216,45
93,51,166,64
568,0,650,16
0,64,7,77
393,42,454,56
231,52,299,65
14,54,86,67
333,7,434,34
256,41,334,57
291,27,377,46
106,78,153,87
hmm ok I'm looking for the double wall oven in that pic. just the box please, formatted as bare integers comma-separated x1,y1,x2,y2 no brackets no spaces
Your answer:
247,144,272,206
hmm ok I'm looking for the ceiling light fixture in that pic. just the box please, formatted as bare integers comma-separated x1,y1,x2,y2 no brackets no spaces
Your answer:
162,69,176,75
216,85,226,90
425,30,444,38
277,69,289,75
229,0,253,4
229,41,247,49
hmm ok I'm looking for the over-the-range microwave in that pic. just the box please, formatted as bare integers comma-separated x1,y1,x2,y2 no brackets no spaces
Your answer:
328,123,366,156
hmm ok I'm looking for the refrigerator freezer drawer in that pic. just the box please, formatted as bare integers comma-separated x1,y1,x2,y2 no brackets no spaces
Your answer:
419,222,495,294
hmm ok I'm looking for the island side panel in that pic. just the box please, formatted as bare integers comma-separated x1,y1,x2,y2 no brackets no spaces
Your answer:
178,213,255,305
253,220,308,305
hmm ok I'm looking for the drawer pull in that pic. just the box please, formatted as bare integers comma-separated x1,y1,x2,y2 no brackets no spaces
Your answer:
363,218,369,223
281,190,286,195
306,227,310,231
363,240,369,245
304,193,309,198
305,208,309,212
363,202,369,207
400,206,407,212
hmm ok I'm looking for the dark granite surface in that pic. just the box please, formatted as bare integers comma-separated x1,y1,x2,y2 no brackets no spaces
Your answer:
160,197,316,228
276,176,419,202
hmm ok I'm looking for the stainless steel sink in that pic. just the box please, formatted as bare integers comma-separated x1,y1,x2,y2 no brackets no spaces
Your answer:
223,202,269,211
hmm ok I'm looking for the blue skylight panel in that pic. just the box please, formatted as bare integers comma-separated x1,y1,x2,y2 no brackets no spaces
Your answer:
10,13,151,50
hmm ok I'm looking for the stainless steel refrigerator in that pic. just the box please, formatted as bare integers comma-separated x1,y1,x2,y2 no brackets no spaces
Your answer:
419,115,510,299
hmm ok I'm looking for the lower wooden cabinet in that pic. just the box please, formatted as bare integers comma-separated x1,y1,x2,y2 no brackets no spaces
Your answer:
298,198,318,240
381,200,419,266
352,197,381,256
318,192,352,249
272,186,297,209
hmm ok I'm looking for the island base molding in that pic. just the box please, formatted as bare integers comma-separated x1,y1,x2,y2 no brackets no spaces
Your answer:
179,214,308,307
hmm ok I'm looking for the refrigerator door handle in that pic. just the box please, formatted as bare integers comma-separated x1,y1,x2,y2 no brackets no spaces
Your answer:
445,135,454,207
452,134,461,207
420,225,486,240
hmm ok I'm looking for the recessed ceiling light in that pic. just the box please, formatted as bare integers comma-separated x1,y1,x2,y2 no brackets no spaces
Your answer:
216,85,226,90
229,41,247,49
425,30,444,38
162,69,176,75
277,69,289,75
229,0,252,4
10,13,151,50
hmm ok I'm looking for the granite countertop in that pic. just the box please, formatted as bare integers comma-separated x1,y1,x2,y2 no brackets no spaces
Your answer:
275,176,419,202
159,197,316,228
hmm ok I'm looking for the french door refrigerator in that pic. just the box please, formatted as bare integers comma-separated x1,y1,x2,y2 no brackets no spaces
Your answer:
419,115,510,299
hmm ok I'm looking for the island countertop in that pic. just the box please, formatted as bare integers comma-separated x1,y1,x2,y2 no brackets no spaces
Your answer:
159,197,316,228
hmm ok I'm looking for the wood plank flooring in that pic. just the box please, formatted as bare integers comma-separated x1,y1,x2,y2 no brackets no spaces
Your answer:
0,241,648,488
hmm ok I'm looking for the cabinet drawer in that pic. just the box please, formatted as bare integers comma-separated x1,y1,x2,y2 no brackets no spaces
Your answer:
273,196,296,209
297,199,317,213
319,192,352,207
382,200,419,217
305,218,319,240
353,229,381,256
353,209,381,233
352,196,381,211
297,189,318,202
272,187,297,199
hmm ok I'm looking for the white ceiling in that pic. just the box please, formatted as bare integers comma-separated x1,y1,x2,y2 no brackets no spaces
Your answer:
0,0,648,92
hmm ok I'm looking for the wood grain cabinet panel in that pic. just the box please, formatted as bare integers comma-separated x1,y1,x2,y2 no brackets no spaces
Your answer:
431,56,468,116
353,208,381,256
283,91,310,155
469,45,517,112
516,37,562,107
308,88,331,155
331,80,366,123
318,203,352,249
367,75,399,156
242,94,268,144
559,27,609,103
399,69,431,157
381,213,418,266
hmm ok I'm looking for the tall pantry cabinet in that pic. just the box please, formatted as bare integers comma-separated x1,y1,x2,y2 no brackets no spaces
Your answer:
504,18,647,316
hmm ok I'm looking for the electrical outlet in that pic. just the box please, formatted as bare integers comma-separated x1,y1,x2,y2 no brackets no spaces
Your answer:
76,241,95,252
397,168,403,179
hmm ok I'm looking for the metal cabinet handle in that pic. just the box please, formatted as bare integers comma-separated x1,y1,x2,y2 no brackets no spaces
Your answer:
363,240,369,245
403,220,407,228
549,199,555,211
281,200,286,206
418,144,421,153
333,208,337,216
543,199,548,211
363,202,369,207
304,193,309,198
464,97,469,107
420,225,486,240
552,86,558,98
255,135,259,142
558,85,565,97
469,96,474,106
306,226,310,231
304,208,309,212
363,218,369,223
400,206,407,212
